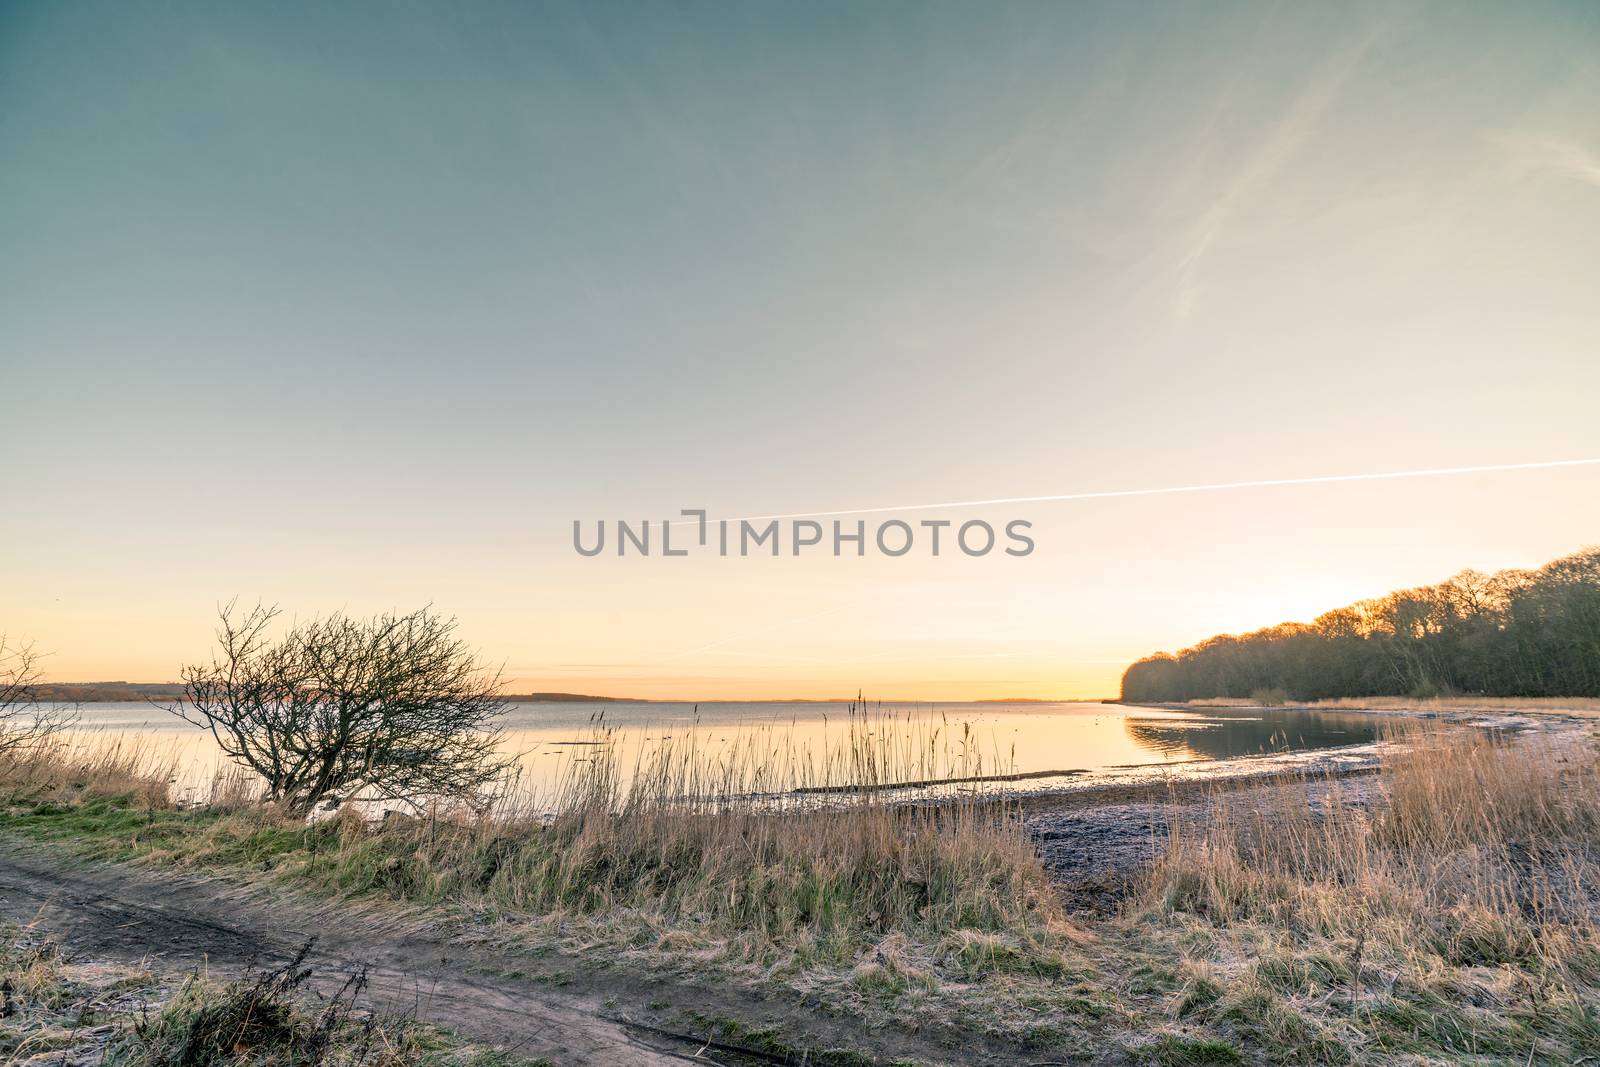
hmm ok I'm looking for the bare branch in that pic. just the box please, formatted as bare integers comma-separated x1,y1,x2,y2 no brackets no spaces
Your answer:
0,635,77,756
170,605,512,815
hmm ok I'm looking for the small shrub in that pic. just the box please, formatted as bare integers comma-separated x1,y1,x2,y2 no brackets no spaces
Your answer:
118,940,393,1067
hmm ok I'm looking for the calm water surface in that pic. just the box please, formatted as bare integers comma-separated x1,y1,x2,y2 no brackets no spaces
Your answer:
56,700,1382,801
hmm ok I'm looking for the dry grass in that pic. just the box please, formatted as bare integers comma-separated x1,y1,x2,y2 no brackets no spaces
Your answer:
0,706,1070,956
1136,721,1600,1062
1305,695,1600,717
439,706,1065,943
0,923,161,1064
0,732,180,808
0,922,536,1067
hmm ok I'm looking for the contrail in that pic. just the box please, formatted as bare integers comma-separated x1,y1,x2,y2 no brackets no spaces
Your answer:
613,456,1600,666
723,457,1600,524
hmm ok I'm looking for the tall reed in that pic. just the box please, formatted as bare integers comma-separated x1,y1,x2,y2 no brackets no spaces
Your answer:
1149,721,1600,975
342,702,1064,946
0,731,178,808
0,703,1067,954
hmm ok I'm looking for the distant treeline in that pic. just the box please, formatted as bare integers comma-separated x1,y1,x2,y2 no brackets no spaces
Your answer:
1122,545,1600,702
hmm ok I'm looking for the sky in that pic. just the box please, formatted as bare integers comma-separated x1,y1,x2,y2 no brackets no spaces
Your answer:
3,1,1599,700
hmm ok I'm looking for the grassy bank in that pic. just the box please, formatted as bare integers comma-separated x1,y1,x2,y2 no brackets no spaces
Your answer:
4,710,1068,959
1127,720,1600,1063
5,717,1600,1063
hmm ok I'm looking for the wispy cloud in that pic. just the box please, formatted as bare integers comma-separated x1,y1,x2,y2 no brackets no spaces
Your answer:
1491,132,1600,188
1173,28,1379,318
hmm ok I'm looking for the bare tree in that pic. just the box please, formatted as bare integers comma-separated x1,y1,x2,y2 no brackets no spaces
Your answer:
172,603,512,815
0,635,75,755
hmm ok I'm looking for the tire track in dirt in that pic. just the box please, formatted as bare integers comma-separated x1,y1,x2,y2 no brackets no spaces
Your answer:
0,838,737,1065
0,836,1022,1066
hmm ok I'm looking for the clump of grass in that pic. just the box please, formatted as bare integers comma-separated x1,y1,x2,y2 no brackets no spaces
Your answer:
0,922,535,1067
0,931,76,1017
1148,1033,1244,1065
118,941,398,1067
1378,720,1600,852
0,926,153,1062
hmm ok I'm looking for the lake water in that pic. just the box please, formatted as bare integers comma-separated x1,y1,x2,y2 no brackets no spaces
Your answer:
51,700,1383,803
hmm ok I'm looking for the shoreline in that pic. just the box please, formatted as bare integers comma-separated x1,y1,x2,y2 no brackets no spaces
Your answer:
1023,697,1591,817
1025,707,1596,905
1116,695,1600,718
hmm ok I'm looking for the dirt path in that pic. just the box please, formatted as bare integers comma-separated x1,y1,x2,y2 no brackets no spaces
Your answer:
0,837,997,1066
0,838,708,1065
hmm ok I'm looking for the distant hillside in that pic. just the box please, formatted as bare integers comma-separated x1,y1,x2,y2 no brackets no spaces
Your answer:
34,683,635,704
33,682,185,702
497,692,637,703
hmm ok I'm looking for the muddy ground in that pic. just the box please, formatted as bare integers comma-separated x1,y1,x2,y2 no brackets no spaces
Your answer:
1025,761,1383,908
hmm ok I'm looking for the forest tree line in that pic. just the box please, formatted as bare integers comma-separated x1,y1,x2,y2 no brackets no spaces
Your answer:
1121,545,1600,702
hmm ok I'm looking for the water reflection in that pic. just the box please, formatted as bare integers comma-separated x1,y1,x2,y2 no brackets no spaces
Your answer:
1123,709,1380,761
55,700,1386,800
